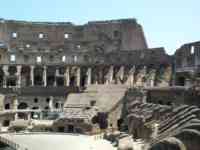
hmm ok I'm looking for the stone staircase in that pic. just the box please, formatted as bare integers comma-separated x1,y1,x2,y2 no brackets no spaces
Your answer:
64,84,129,128
65,84,128,112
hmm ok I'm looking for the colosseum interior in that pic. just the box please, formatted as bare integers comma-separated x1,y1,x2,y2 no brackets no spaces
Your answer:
0,18,199,150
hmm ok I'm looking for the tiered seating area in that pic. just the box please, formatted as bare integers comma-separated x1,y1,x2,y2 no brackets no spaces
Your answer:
149,105,200,150
127,101,172,139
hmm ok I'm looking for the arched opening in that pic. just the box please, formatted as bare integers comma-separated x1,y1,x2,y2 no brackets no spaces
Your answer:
8,66,17,76
18,113,27,120
21,66,30,87
47,76,55,86
167,101,172,106
7,77,17,87
70,76,76,87
58,126,65,132
44,106,49,110
34,67,43,86
158,100,163,105
67,125,74,133
177,76,185,86
55,103,59,109
56,77,64,86
47,67,56,86
31,107,40,119
117,118,124,131
3,120,10,127
32,107,39,110
81,75,87,87
18,102,28,109
5,103,10,110
0,68,4,87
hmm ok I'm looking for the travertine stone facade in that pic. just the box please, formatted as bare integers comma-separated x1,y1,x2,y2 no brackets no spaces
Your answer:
175,41,200,86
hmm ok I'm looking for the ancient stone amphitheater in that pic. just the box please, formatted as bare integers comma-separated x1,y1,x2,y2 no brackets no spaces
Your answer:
0,18,199,150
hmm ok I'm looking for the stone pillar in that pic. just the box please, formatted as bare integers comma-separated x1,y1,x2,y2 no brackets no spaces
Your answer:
54,68,59,87
76,67,81,86
27,112,31,120
49,96,54,111
30,65,35,86
59,101,63,109
3,65,9,88
86,67,92,85
43,66,47,87
105,66,114,84
64,67,70,86
13,96,18,120
13,96,18,110
116,66,124,84
126,66,135,87
16,65,22,88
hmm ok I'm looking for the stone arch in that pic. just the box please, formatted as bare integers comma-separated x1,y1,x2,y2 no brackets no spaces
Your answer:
70,76,76,86
18,102,28,109
158,100,164,105
7,66,17,87
56,77,64,86
32,106,39,110
8,66,17,76
80,67,88,87
21,66,30,87
4,103,10,110
44,106,49,110
117,118,124,131
2,120,10,127
34,66,43,86
47,66,56,86
177,76,185,86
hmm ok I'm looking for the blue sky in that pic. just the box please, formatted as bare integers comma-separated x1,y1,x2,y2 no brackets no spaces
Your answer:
0,0,199,54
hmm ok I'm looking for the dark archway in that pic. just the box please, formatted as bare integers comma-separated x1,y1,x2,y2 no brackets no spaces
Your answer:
81,75,87,87
21,66,30,87
117,118,124,131
56,77,64,86
18,102,28,109
5,103,10,110
158,100,164,105
3,120,10,127
0,68,4,87
177,76,185,86
34,67,43,86
47,76,55,86
70,76,76,87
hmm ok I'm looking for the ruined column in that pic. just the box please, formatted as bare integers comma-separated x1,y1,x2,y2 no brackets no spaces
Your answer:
13,96,18,110
30,65,35,86
76,67,81,86
13,96,18,120
64,67,70,86
86,67,92,85
49,96,54,111
16,65,22,88
54,68,59,87
43,66,47,87
3,65,9,88
116,66,124,84
126,66,135,87
27,112,31,121
105,66,114,84
148,69,156,87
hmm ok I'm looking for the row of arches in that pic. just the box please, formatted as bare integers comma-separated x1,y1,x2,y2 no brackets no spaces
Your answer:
4,102,62,110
